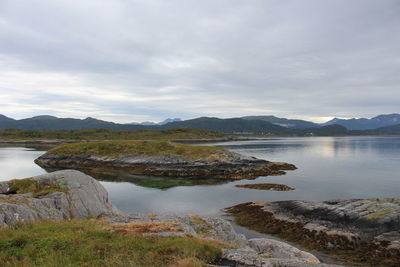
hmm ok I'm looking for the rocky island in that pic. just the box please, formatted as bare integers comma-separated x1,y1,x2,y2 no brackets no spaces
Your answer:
0,170,340,266
34,140,296,179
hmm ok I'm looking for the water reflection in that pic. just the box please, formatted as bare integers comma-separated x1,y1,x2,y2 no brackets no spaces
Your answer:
0,146,47,180
0,136,399,216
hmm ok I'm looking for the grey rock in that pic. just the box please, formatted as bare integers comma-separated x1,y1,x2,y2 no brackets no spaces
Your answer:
248,238,320,263
262,199,400,243
204,217,247,246
222,243,342,267
0,170,118,227
35,170,119,218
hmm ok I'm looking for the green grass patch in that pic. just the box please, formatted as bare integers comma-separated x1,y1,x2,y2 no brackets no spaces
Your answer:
0,219,223,267
364,210,392,220
0,128,226,141
7,178,68,197
45,140,229,161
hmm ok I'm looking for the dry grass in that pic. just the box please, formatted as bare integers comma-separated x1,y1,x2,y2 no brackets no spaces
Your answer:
113,222,184,234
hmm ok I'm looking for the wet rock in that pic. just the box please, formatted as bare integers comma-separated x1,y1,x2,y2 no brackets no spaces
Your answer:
226,200,400,266
247,238,320,263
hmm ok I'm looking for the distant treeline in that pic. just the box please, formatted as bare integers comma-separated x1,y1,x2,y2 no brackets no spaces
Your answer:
0,128,226,141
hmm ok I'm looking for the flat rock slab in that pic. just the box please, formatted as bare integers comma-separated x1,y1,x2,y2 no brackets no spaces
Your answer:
263,199,400,241
226,200,400,266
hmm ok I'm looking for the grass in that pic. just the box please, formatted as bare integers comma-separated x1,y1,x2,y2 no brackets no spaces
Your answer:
6,178,68,197
45,140,229,161
0,219,224,267
0,128,226,141
364,210,392,220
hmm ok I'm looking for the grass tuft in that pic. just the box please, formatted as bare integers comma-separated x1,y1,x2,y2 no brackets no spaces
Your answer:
7,178,68,197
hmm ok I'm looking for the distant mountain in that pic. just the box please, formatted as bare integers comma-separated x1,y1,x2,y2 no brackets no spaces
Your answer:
241,115,318,129
1,114,399,136
322,114,400,130
0,115,290,134
375,124,400,134
128,118,181,126
158,118,181,125
0,115,151,131
129,121,157,126
162,117,290,133
0,114,15,122
302,124,349,136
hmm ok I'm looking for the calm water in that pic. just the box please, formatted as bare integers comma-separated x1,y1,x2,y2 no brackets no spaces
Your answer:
1,136,400,217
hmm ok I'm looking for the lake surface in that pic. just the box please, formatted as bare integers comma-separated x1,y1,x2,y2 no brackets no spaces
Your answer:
1,136,400,217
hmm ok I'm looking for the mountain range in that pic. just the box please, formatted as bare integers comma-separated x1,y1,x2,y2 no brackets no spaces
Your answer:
129,118,182,126
241,115,319,129
322,114,400,130
0,113,399,135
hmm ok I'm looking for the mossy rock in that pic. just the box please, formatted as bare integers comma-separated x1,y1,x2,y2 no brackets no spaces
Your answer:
7,177,68,197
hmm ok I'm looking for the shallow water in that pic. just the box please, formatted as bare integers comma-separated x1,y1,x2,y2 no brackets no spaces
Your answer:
1,136,399,217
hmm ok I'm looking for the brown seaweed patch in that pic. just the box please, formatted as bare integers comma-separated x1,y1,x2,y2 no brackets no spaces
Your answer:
225,202,400,267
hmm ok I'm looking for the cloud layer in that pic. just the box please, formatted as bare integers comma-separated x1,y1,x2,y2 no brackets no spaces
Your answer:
1,0,399,123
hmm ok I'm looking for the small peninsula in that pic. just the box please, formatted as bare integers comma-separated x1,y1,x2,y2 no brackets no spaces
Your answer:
34,140,296,179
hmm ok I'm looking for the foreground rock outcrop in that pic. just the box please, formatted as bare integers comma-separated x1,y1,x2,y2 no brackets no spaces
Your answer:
227,200,400,266
34,141,296,179
0,170,339,266
106,213,341,267
0,170,118,227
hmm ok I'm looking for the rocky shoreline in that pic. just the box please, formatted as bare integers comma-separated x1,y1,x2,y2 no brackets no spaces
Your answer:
35,152,296,180
226,200,400,266
0,170,340,267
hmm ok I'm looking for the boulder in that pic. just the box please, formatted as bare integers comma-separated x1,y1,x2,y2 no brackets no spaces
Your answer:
0,170,118,227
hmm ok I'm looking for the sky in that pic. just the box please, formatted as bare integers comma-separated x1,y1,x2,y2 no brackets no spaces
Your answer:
0,0,399,123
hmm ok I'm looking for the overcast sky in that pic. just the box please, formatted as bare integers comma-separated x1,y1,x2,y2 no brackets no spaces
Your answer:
0,0,399,123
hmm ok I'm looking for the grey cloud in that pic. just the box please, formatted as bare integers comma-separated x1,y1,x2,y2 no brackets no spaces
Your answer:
0,0,399,122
